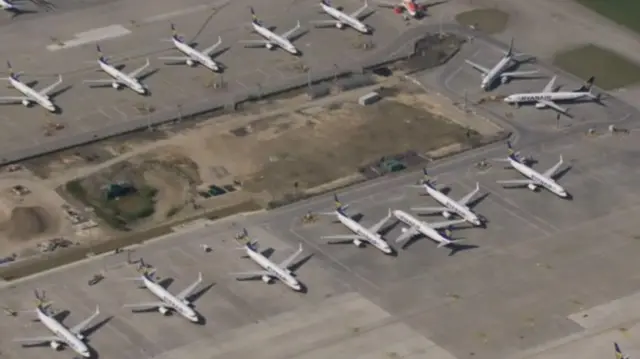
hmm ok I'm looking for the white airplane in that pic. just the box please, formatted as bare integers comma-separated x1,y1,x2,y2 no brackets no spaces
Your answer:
0,0,28,14
312,0,371,34
0,62,62,112
504,75,599,115
410,168,483,226
84,45,151,95
320,194,394,255
13,290,100,358
231,229,306,292
393,209,466,248
495,141,569,198
159,24,223,72
615,343,629,359
465,39,539,90
122,261,203,323
239,8,301,55
374,0,434,17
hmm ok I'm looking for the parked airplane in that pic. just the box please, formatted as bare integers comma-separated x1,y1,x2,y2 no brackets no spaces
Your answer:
159,24,223,72
122,261,203,323
231,229,306,292
0,62,62,112
410,168,483,226
84,45,150,95
13,290,100,358
374,0,434,17
495,141,569,198
393,209,466,247
615,343,629,359
320,194,394,255
239,8,301,55
465,39,538,90
0,0,28,14
504,75,599,115
311,0,370,34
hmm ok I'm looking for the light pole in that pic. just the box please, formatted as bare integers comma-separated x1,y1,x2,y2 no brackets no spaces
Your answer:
307,67,312,90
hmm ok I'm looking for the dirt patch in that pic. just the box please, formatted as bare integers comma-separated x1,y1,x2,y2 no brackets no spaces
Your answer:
3,206,54,240
455,8,509,35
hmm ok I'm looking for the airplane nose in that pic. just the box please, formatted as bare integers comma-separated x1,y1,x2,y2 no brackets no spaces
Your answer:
82,350,91,358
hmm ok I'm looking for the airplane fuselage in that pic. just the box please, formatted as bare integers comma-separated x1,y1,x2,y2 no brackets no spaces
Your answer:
423,184,482,226
9,77,56,112
252,22,299,55
403,0,418,16
142,276,199,322
98,59,146,94
336,211,392,254
36,308,90,357
172,37,220,71
393,210,453,246
321,3,369,33
505,91,591,106
508,158,568,198
246,247,302,291
481,55,512,90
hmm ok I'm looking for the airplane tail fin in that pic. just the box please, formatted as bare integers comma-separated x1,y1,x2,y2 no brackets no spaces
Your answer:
321,0,331,6
575,76,594,92
5,61,17,80
615,342,628,359
33,289,52,312
250,7,260,24
96,44,108,62
333,193,350,214
421,167,435,186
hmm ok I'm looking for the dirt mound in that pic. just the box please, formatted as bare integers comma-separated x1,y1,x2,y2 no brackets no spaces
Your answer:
5,206,53,241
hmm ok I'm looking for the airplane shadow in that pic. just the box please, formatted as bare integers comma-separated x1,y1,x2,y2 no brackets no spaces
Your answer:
156,277,174,289
290,253,314,273
187,283,215,304
9,8,39,18
260,247,275,259
350,213,364,222
25,80,38,88
289,29,309,43
138,68,159,82
553,165,572,181
447,243,479,256
359,10,376,22
84,316,113,340
52,309,70,323
50,84,73,99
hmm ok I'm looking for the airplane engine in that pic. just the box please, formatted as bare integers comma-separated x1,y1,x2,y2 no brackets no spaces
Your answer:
76,333,85,340
527,183,537,191
442,211,452,219
261,275,273,284
336,22,344,29
111,82,120,89
50,341,62,350
186,59,195,67
265,43,275,50
353,239,364,247
158,306,170,315
501,76,510,84
393,6,402,14
21,99,30,107
535,102,546,109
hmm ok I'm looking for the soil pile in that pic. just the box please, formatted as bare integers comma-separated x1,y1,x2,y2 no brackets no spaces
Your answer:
5,207,53,241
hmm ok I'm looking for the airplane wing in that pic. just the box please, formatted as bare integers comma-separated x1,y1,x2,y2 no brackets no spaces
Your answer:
542,156,564,178
411,205,448,213
232,270,270,281
127,58,150,79
395,226,418,243
323,234,362,244
457,183,480,206
84,79,117,87
278,244,304,269
238,39,270,48
0,96,29,103
501,70,539,79
310,20,340,28
428,219,467,229
368,212,391,233
465,60,490,75
70,306,100,336
350,0,369,18
542,75,557,93
496,179,535,187
280,21,300,40
38,75,63,96
202,36,222,55
537,99,568,114
122,301,165,310
176,272,203,301
374,0,397,8
13,336,60,345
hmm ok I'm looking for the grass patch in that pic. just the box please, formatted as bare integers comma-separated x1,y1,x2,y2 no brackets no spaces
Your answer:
455,8,509,34
65,180,157,230
575,0,640,34
553,44,640,90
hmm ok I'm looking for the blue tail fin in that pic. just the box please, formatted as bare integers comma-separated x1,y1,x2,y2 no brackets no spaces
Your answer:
250,7,260,24
615,343,627,359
